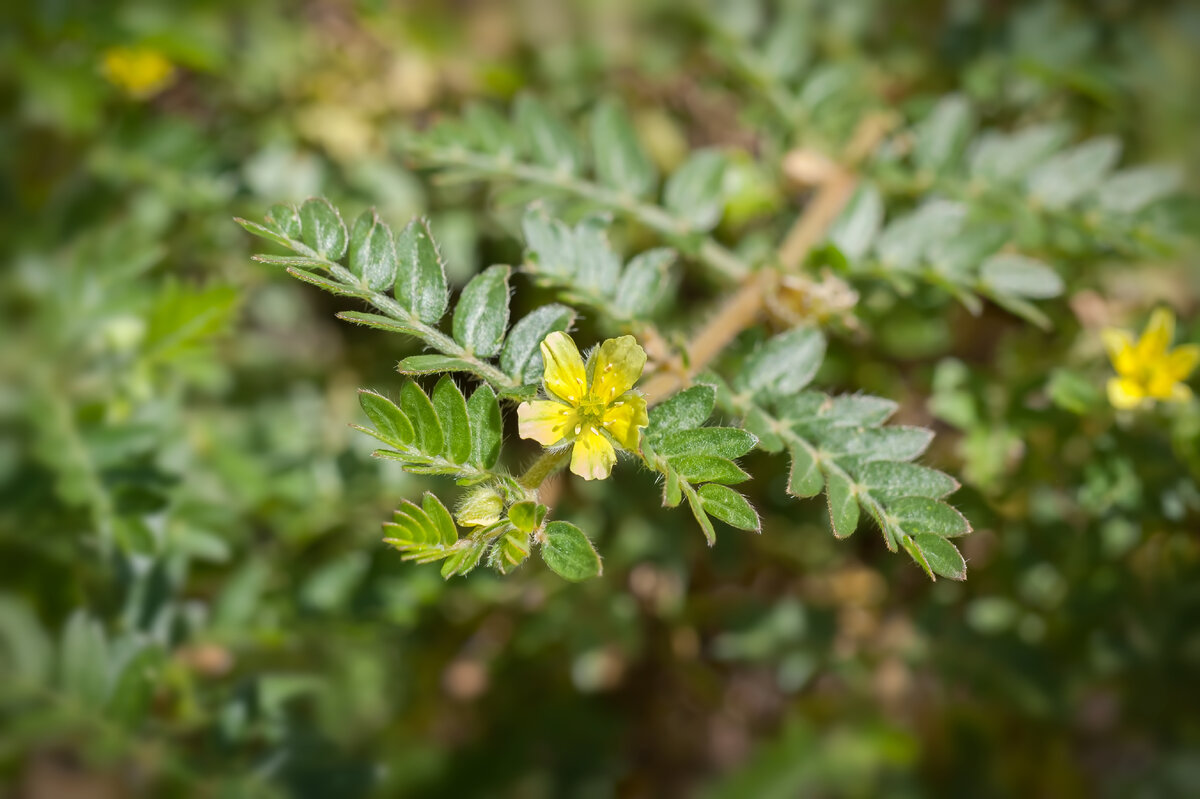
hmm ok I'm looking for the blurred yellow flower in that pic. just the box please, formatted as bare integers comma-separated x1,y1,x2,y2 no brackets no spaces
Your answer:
102,46,175,98
1102,308,1198,409
518,332,649,481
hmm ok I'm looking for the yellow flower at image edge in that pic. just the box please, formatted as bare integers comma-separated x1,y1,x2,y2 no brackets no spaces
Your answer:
1102,308,1198,409
101,46,175,98
518,333,649,481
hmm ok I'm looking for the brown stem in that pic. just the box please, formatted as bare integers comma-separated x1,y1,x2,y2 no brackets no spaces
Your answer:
639,114,895,408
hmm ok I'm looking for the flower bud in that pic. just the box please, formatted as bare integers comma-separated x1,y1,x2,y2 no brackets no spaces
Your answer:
455,487,504,528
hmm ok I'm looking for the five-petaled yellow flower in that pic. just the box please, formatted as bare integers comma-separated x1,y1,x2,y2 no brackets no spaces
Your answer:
1102,308,1198,409
101,46,175,98
518,332,649,481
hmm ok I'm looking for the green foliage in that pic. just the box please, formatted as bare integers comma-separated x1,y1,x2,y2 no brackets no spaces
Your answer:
4,1,1200,797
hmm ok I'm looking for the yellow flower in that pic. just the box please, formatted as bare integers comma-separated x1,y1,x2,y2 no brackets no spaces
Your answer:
101,46,175,98
1102,308,1198,409
517,332,649,481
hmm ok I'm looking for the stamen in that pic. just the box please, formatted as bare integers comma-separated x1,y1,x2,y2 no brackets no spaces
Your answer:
574,424,581,435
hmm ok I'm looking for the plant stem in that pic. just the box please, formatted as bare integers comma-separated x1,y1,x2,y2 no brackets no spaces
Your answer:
640,115,894,407
291,254,520,390
401,145,751,282
518,448,572,490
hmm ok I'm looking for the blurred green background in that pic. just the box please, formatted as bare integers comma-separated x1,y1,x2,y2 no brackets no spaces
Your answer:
2,1,1199,796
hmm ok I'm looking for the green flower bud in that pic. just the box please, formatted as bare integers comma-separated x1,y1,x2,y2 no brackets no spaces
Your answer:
455,486,504,528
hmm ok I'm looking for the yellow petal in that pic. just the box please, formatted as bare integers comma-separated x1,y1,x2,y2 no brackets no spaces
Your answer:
1168,382,1194,403
589,335,647,403
1100,328,1137,375
1107,377,1146,410
1135,308,1175,362
601,393,648,450
570,428,616,481
540,331,587,405
517,400,576,446
1165,344,1200,381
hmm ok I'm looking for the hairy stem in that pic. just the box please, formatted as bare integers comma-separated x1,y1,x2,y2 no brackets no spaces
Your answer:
518,447,572,490
401,145,750,282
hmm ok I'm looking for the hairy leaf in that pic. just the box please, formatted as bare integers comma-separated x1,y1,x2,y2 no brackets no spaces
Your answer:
299,198,347,260
541,521,602,581
501,304,576,383
395,218,449,324
432,377,471,464
453,264,511,357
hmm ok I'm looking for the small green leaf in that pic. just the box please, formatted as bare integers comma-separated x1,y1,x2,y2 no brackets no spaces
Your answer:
685,491,717,544
1027,136,1121,210
818,426,933,462
432,377,471,464
235,217,298,251
265,203,302,239
914,94,974,172
857,461,959,501
614,248,675,317
348,209,397,291
654,427,757,459
466,385,502,469
463,102,518,157
824,469,859,539
742,406,784,452
522,205,576,280
337,311,424,337
697,484,760,532
821,395,898,427
251,254,326,268
358,389,414,447
422,492,459,546
495,527,531,573
572,216,623,296
501,304,576,383
514,94,581,174
875,200,966,271
737,327,827,400
787,443,823,498
968,123,1070,184
1095,166,1181,214
911,533,967,580
397,354,489,377
441,537,488,578
979,254,1063,300
647,384,716,440
508,500,547,534
829,182,884,262
668,455,750,485
398,382,444,456
299,198,348,260
541,521,602,581
453,265,511,357
286,267,370,299
890,497,971,538
384,497,456,559
590,98,655,196
664,149,726,231
395,218,449,324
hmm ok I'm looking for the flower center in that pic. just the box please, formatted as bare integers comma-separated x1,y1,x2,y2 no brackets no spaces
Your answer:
575,394,608,426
